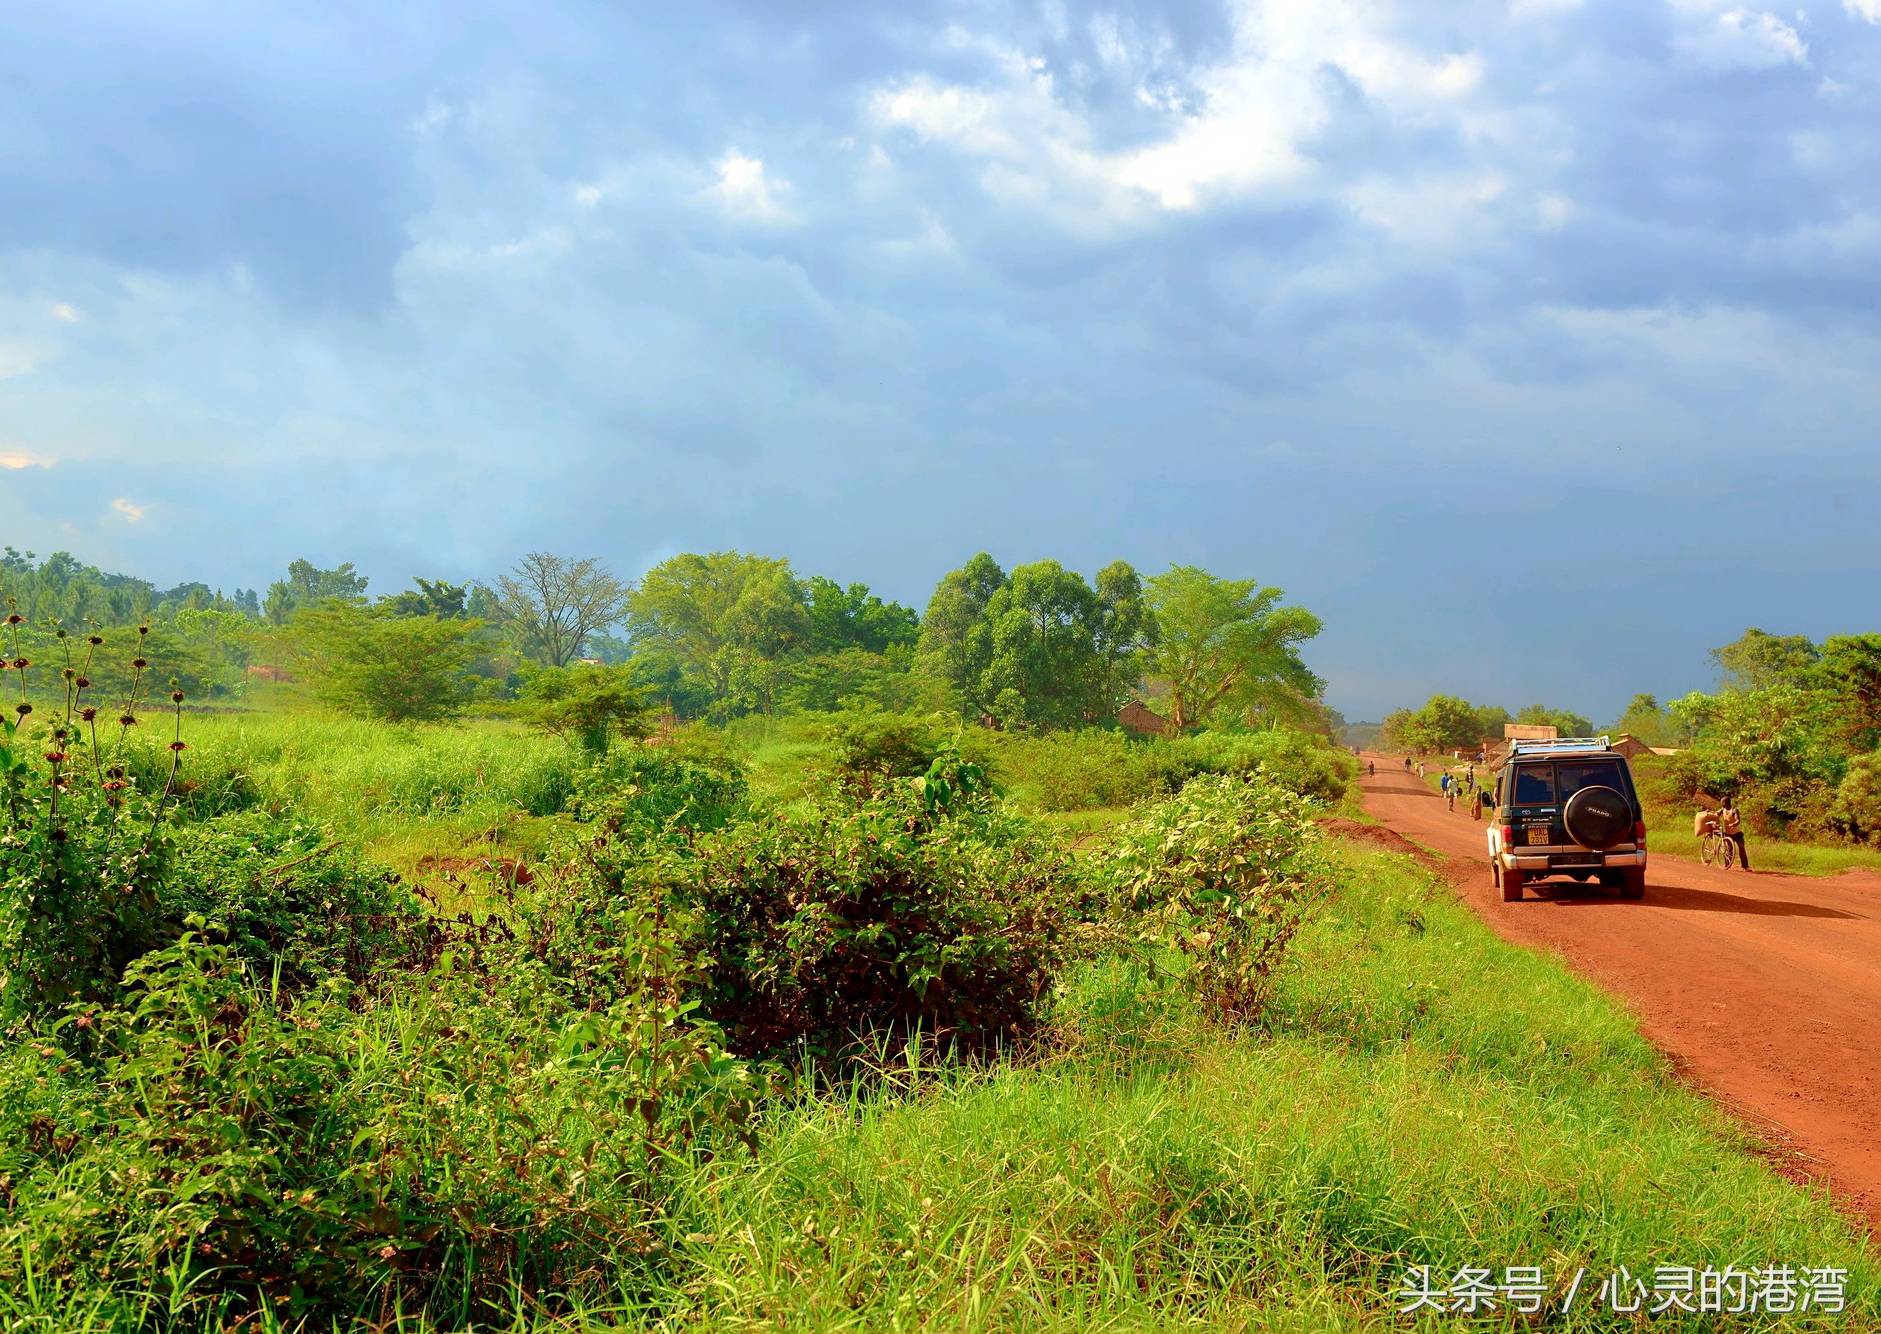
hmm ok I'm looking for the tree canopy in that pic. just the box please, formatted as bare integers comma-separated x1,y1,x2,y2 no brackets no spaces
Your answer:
1140,567,1321,733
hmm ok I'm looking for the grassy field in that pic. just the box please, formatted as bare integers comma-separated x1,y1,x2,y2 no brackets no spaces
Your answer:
18,712,1868,1329
541,844,1876,1329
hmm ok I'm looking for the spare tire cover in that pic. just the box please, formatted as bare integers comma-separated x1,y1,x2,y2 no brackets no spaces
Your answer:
1563,786,1631,849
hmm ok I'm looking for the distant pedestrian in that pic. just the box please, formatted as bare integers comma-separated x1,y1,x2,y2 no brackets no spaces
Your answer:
1446,785,1457,813
1441,773,1452,795
1368,760,1375,777
1719,796,1751,870
1404,756,1412,772
1470,789,1484,820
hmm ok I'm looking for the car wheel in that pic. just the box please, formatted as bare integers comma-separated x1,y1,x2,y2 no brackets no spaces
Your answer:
1620,867,1645,900
1501,867,1524,902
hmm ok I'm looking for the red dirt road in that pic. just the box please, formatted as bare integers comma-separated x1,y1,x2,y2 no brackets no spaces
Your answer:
1358,754,1881,1229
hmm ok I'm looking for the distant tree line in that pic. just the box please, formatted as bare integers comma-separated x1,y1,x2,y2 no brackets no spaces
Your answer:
0,543,1331,745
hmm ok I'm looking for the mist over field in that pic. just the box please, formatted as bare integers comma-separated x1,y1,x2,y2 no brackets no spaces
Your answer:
4,0,1880,716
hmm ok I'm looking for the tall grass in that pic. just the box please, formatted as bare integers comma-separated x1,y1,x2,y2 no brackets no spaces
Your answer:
174,713,584,823
611,845,1875,1329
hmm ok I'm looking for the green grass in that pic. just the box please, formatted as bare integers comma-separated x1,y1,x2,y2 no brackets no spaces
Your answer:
604,844,1874,1330
168,711,586,875
1644,824,1881,877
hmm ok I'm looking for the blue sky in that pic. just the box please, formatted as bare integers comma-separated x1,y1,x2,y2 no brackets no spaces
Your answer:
3,0,1878,721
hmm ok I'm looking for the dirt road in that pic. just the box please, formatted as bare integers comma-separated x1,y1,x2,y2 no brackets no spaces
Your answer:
1358,754,1881,1229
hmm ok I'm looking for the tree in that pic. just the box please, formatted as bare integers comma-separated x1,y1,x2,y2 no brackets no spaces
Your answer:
1515,703,1594,737
1380,694,1483,753
380,578,469,619
980,560,1108,730
803,577,920,654
513,663,647,755
1711,628,1820,691
1091,560,1154,721
292,602,482,723
1141,567,1323,733
918,553,1006,723
265,559,368,626
1813,634,1881,754
625,552,806,704
495,553,631,668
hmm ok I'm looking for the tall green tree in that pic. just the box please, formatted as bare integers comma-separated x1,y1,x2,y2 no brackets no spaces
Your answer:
981,560,1106,730
495,553,631,667
626,552,806,705
1812,634,1881,754
380,579,470,619
1141,567,1322,733
917,553,1006,723
1711,628,1821,691
1515,703,1595,737
292,603,482,723
265,559,368,626
802,577,919,654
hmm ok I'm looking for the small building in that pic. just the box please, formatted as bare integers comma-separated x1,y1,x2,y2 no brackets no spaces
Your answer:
1118,701,1172,737
1608,733,1654,758
1503,723,1558,741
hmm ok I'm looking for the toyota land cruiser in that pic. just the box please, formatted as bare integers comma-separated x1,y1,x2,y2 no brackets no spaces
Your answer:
1487,738,1647,902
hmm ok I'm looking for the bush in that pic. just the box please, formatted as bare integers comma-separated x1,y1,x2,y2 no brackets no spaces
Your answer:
163,812,425,987
0,928,756,1324
818,709,945,794
1093,773,1332,1021
982,727,1358,813
1832,751,1881,846
679,770,1073,1057
569,745,750,841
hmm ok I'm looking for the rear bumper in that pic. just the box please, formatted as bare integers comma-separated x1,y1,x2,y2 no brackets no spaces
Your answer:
1496,848,1646,872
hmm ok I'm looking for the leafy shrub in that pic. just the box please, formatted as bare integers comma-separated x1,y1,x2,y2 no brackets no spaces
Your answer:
1093,773,1332,1021
569,745,750,840
819,708,945,793
513,662,648,755
1832,751,1881,846
0,926,756,1324
163,812,426,987
678,770,1072,1057
983,727,1357,812
1169,729,1358,806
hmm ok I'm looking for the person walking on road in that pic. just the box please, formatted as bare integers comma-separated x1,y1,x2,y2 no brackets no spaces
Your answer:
1719,796,1751,870
1440,772,1451,797
1368,760,1375,777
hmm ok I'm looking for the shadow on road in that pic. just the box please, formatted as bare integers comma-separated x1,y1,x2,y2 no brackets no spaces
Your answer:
1528,882,1862,919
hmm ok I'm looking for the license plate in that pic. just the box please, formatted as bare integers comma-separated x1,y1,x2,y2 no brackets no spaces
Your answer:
1525,829,1549,846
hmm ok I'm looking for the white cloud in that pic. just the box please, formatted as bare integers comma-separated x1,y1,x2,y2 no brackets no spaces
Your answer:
873,0,1488,216
111,498,147,522
703,151,791,221
1846,0,1881,22
50,303,81,323
0,451,52,469
1669,1,1809,70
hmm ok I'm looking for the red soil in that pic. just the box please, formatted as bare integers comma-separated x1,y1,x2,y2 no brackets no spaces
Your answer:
1356,753,1881,1231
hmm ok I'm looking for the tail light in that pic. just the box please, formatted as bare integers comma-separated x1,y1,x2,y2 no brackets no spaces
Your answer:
1635,821,1647,847
1500,824,1514,848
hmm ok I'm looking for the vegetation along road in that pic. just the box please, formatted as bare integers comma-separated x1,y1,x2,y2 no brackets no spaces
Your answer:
1361,752,1881,1231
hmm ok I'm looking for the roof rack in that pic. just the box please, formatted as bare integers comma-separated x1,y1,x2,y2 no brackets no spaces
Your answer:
1508,736,1612,755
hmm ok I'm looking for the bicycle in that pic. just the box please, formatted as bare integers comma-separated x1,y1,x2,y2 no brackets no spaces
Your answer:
1700,828,1736,869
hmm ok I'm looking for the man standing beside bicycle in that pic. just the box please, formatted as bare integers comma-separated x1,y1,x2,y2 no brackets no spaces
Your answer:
1719,796,1751,870
1695,798,1751,870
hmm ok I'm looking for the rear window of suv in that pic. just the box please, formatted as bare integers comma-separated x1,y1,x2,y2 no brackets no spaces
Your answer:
1511,766,1555,805
1506,758,1635,807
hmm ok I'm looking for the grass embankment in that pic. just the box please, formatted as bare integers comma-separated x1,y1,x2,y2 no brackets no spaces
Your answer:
603,844,1872,1329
